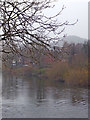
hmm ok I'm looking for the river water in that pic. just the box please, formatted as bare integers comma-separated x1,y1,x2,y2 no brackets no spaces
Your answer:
2,74,88,118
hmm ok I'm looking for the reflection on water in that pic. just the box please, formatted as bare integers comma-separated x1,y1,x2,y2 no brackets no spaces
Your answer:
2,74,88,118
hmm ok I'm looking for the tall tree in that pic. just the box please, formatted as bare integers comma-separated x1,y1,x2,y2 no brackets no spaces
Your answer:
0,0,77,62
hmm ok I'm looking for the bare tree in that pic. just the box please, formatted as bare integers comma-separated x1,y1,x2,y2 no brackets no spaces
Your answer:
0,0,77,62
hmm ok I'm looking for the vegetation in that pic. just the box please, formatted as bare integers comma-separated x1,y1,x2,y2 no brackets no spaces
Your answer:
1,0,85,87
3,64,33,75
46,61,69,80
46,41,88,87
3,41,88,87
0,0,77,62
64,68,88,87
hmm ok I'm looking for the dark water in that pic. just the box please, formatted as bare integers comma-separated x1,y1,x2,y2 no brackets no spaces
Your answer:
2,74,88,118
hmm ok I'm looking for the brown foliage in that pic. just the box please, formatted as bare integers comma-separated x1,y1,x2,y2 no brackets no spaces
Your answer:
46,61,68,80
64,68,88,87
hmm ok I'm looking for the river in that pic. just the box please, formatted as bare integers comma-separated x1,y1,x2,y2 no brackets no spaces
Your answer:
2,74,88,118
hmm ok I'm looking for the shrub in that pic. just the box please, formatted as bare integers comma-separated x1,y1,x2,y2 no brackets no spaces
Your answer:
46,61,69,80
64,68,88,87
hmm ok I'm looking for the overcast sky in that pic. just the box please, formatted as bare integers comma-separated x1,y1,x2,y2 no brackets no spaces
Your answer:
45,0,89,39
0,0,89,40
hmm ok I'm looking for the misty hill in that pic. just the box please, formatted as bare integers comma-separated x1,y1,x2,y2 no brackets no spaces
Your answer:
51,35,87,47
63,35,87,44
55,35,87,47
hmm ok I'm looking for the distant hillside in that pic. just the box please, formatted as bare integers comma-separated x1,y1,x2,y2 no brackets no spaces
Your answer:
51,35,87,47
63,35,87,44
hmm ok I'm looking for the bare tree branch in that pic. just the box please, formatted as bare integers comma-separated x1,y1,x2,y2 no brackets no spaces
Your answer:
0,0,77,62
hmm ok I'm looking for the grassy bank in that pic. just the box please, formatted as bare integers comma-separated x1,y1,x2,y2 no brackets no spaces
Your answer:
46,61,88,87
2,65,33,75
2,61,88,87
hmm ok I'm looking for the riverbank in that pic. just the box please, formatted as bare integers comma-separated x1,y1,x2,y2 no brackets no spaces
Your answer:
47,63,88,87
2,62,88,88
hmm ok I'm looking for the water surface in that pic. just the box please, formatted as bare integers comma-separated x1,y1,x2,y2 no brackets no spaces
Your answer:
2,74,88,118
